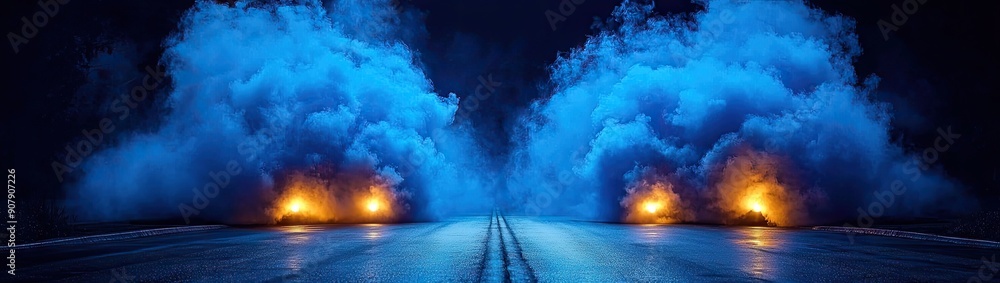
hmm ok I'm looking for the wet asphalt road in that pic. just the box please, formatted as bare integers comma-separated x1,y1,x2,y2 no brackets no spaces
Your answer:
14,212,1000,282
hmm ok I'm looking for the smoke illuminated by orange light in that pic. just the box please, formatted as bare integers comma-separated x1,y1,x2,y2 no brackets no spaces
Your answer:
711,151,815,226
268,173,402,224
621,180,691,224
358,187,395,221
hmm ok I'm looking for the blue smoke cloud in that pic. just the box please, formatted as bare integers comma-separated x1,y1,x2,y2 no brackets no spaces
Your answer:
67,0,971,226
508,0,970,225
69,0,494,223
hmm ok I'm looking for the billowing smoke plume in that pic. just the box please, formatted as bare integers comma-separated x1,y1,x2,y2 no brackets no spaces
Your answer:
68,0,494,223
67,0,971,226
509,0,969,225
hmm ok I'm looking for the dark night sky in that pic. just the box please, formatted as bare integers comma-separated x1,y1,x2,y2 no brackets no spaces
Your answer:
1,0,998,210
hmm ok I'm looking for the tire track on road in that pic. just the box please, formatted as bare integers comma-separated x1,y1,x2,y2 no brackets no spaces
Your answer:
498,212,538,283
496,212,512,282
478,210,504,283
476,210,538,283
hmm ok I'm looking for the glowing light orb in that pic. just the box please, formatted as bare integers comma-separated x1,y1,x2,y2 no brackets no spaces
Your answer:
288,200,304,213
643,202,661,214
367,199,380,212
751,202,763,213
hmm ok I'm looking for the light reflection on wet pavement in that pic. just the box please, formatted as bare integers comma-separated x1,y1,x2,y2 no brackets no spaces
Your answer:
17,213,996,282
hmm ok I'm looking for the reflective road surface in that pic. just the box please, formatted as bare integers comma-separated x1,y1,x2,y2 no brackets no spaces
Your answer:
16,212,999,282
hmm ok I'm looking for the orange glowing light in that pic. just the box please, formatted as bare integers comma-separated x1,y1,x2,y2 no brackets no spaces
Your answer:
751,202,763,213
287,200,305,214
270,173,403,224
367,199,380,212
622,181,686,224
643,202,661,214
